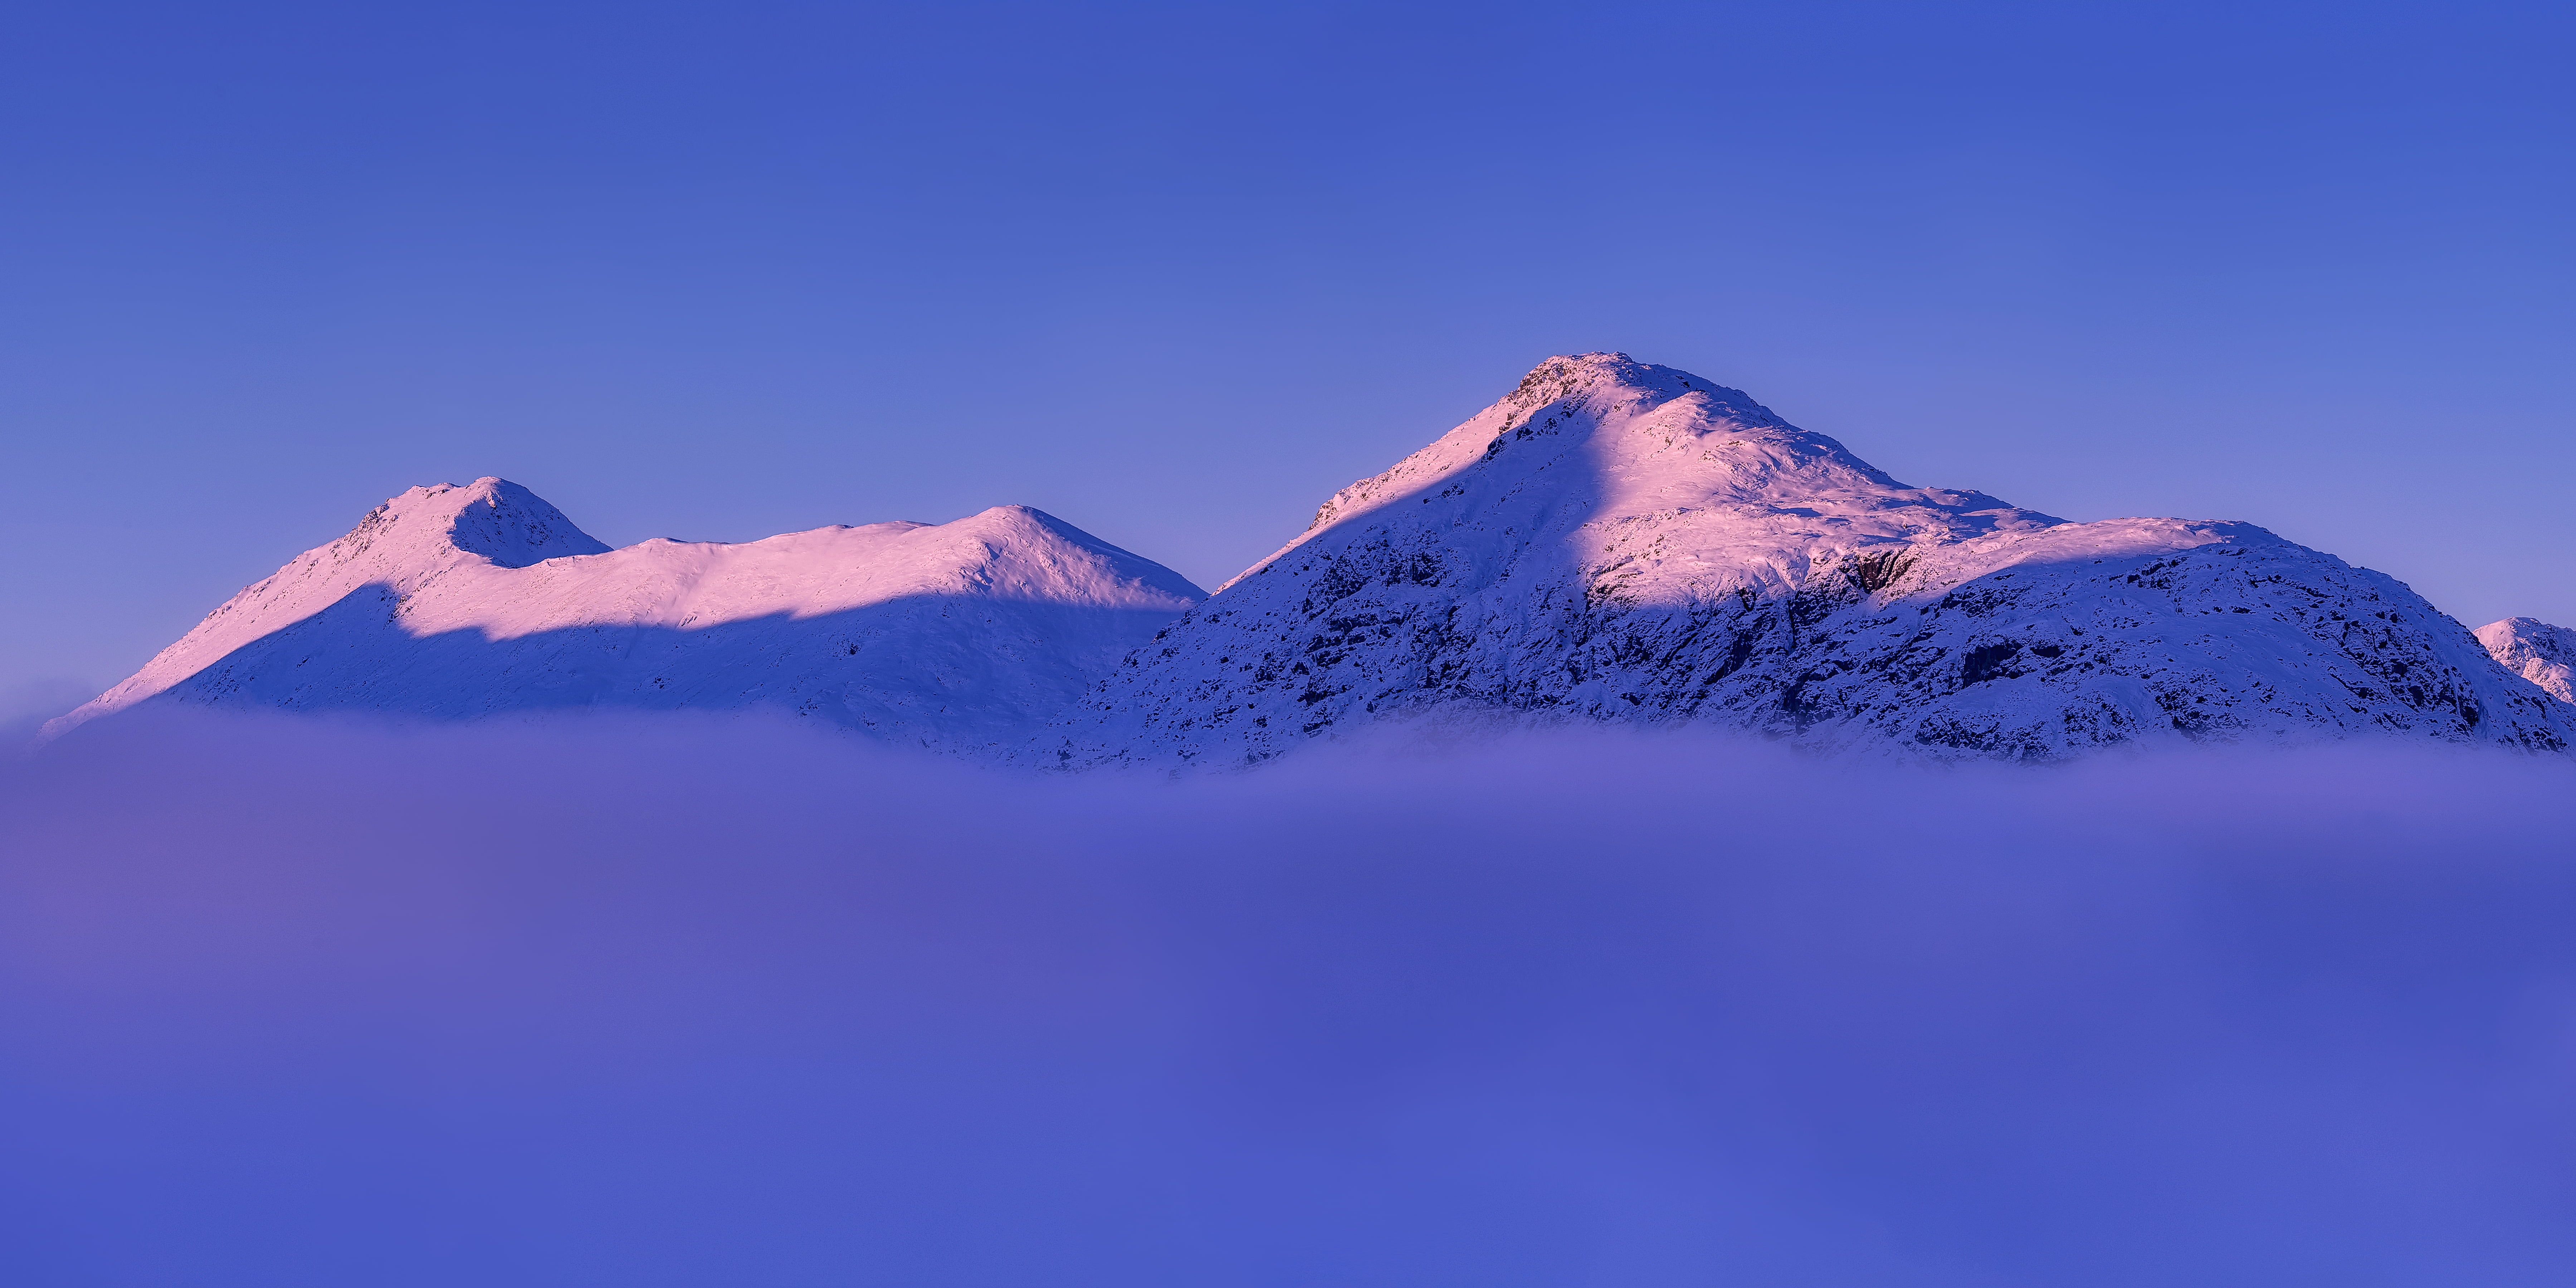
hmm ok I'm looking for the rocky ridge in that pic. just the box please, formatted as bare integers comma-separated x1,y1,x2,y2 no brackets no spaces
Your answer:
1053,353,2571,765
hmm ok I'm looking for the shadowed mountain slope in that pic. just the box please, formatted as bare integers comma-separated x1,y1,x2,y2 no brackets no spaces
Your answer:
47,478,1202,753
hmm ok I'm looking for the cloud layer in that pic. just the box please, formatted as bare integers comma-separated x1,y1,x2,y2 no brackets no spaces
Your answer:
5,714,2573,1285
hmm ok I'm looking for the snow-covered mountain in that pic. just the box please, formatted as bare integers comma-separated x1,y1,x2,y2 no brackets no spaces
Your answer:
45,478,1204,751
1054,353,2571,765
2479,618,2576,705
47,355,2572,768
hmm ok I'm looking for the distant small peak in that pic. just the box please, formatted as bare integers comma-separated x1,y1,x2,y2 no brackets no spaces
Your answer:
947,505,1206,601
2481,616,2576,652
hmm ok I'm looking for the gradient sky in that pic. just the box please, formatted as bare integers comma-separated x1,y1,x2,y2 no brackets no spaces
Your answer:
4,0,2568,704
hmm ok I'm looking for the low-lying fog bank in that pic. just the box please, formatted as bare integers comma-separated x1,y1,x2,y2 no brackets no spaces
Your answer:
5,712,2572,1285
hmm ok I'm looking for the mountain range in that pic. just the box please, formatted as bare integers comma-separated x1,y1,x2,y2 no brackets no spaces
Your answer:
45,354,2576,764
43,480,1202,755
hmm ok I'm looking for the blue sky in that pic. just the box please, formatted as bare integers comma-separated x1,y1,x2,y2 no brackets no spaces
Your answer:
4,0,2568,703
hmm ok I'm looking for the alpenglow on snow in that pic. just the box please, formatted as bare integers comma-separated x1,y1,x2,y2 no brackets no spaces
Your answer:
43,478,1205,753
1046,353,2571,765
2478,617,2576,706
47,354,2576,763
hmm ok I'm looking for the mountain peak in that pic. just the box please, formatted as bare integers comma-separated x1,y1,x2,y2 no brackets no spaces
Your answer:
44,483,1202,750
2479,617,2576,704
1230,353,2024,591
1502,352,1789,431
354,477,610,569
1067,355,2570,766
1512,349,1762,400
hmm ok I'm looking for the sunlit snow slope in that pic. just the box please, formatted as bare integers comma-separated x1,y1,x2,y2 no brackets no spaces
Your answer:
46,478,1203,751
1059,353,2570,765
2479,618,2576,705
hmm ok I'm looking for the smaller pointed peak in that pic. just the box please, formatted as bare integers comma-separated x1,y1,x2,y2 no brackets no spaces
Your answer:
350,477,609,568
944,506,1206,602
951,503,1068,540
442,479,609,567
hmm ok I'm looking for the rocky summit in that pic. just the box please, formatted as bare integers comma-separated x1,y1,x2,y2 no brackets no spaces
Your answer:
1050,353,2571,765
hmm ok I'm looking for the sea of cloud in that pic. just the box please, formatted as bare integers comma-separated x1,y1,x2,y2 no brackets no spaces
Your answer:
4,711,2573,1286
